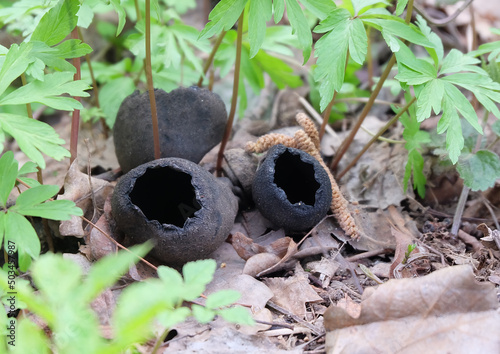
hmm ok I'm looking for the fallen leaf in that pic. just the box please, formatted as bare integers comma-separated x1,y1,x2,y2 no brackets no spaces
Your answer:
86,195,117,261
264,264,323,319
324,265,500,353
58,159,113,237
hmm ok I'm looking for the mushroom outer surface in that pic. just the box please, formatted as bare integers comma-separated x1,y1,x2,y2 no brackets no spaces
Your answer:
113,86,227,173
111,158,238,265
252,145,332,231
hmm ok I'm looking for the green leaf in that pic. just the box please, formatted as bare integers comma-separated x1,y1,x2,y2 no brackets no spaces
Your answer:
299,0,337,20
110,0,126,35
492,120,500,137
157,307,191,329
362,18,433,49
314,8,367,110
400,94,429,198
98,77,136,128
442,81,482,134
18,161,39,176
395,0,409,16
13,319,51,354
0,72,90,110
415,79,443,121
248,0,272,58
14,184,59,207
457,150,500,191
438,98,463,164
217,306,255,325
0,113,70,169
252,50,303,89
192,304,215,323
199,0,247,40
0,42,35,97
81,243,152,303
31,253,82,303
205,290,241,309
440,49,483,75
112,280,167,347
76,2,94,28
353,0,389,15
30,0,79,46
12,197,83,221
0,151,18,208
3,211,41,259
182,259,216,301
285,0,312,63
53,39,93,59
273,0,285,23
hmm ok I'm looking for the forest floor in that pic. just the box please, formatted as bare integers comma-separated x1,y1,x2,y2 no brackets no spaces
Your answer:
11,1,500,353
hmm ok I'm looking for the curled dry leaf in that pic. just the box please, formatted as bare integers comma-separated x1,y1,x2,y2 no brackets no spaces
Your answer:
57,159,113,237
86,195,117,261
264,264,323,319
324,265,500,353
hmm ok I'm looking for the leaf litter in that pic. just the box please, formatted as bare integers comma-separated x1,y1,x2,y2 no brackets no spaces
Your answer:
14,7,500,353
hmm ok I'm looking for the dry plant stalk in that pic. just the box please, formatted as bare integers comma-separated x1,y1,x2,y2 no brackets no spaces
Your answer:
246,112,360,239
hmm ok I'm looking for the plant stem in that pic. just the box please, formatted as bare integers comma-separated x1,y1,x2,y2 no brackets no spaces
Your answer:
151,328,171,354
145,0,161,159
78,27,109,138
366,26,374,90
70,27,82,165
21,73,44,184
216,11,244,176
330,54,396,171
197,30,226,87
450,109,488,236
319,91,337,140
337,96,416,180
330,0,414,171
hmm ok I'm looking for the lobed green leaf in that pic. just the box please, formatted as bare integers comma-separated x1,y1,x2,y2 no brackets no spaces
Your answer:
248,0,272,58
457,150,500,191
285,0,313,63
205,290,241,309
199,0,247,40
0,151,18,208
0,72,90,110
30,0,79,46
0,42,35,97
2,211,41,260
0,113,70,169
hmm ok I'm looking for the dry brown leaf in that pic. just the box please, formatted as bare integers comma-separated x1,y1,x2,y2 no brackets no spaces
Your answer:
243,253,282,278
58,159,113,237
264,265,323,319
86,195,117,261
229,232,267,260
324,265,500,353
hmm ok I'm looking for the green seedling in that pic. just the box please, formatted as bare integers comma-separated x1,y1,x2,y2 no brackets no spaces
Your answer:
402,244,417,265
0,247,253,353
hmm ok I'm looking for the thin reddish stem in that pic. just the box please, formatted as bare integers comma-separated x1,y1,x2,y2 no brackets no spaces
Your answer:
216,12,244,176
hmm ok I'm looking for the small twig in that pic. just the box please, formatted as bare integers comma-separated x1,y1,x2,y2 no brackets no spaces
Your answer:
255,320,294,330
197,30,226,87
481,196,500,230
413,0,474,27
266,301,323,336
337,96,416,180
457,229,483,252
335,252,363,294
70,27,82,164
345,248,393,262
296,94,338,139
82,215,158,271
